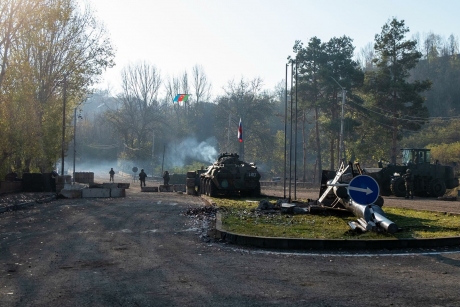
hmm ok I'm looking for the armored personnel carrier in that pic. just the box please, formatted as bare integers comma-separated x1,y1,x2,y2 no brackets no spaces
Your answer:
198,152,261,197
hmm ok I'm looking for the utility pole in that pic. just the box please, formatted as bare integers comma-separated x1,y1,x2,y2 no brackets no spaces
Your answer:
331,77,346,168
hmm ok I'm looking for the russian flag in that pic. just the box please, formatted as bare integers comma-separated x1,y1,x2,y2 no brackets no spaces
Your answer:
238,118,243,143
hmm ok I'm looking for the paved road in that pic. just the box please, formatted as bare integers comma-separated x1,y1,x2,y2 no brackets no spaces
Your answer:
1,184,460,306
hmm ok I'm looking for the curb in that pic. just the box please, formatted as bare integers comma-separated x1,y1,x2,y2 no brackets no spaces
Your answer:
200,196,460,250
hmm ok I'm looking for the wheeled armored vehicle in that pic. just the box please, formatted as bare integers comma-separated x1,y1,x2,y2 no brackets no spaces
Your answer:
198,152,261,197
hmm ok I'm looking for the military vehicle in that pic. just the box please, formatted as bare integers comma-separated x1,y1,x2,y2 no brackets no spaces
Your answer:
365,148,459,197
198,152,261,197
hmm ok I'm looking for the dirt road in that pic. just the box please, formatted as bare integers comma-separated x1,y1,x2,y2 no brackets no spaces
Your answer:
1,181,460,306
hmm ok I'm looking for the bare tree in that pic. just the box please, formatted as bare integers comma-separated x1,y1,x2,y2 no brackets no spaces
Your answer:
105,62,163,161
423,32,442,60
448,34,458,56
120,61,162,108
165,76,181,103
192,64,212,103
357,42,375,71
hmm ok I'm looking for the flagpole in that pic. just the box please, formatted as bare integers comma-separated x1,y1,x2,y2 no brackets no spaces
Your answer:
294,59,298,200
284,63,288,199
289,61,293,203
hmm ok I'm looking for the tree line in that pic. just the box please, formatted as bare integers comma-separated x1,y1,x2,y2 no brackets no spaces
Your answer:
2,4,460,182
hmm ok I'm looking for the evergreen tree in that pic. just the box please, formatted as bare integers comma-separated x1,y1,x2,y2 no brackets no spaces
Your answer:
366,18,431,163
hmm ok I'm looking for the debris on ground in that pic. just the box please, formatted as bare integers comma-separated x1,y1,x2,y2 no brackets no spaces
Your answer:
183,204,219,242
0,192,56,210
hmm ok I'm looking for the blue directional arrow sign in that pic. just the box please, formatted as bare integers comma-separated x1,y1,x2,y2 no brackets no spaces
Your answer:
347,175,380,205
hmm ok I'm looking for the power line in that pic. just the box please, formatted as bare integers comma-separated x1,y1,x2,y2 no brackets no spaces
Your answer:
348,99,460,123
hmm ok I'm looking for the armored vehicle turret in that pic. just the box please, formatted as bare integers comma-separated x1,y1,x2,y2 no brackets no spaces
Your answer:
198,152,261,197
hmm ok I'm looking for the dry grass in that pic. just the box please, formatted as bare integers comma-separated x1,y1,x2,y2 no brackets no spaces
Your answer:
213,197,460,239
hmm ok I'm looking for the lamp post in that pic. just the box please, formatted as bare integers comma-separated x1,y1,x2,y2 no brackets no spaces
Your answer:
73,107,76,183
331,77,346,168
61,75,67,176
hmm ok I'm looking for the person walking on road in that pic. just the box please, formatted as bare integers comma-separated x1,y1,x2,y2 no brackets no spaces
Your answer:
109,168,115,182
139,169,147,187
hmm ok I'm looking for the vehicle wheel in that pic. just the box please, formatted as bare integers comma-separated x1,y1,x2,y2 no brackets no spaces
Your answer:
430,179,446,197
209,180,217,197
390,177,406,197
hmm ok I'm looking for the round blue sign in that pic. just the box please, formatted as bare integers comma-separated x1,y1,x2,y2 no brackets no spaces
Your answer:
348,175,380,205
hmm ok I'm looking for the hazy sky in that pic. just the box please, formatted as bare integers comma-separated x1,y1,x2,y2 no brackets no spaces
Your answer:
87,0,460,97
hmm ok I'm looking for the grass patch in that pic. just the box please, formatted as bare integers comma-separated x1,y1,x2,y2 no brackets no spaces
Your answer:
212,197,460,239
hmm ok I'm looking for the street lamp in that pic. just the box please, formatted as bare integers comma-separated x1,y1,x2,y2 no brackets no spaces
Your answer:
331,77,346,168
61,75,67,176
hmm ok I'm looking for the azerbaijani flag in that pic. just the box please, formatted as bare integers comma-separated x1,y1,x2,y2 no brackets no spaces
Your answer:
173,94,189,103
238,118,243,143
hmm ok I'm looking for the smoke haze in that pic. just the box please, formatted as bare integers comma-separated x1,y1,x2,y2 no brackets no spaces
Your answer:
166,137,218,167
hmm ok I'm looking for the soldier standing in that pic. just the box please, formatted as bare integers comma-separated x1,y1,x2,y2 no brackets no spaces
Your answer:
139,169,147,187
404,169,414,199
109,168,115,182
163,171,170,185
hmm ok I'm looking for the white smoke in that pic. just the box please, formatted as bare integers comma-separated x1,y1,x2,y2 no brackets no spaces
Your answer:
166,137,218,167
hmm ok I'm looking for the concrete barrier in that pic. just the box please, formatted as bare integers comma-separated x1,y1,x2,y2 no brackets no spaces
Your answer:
110,188,126,197
141,186,158,192
82,188,111,198
102,183,119,189
174,184,186,192
0,181,22,194
159,185,173,192
60,189,82,198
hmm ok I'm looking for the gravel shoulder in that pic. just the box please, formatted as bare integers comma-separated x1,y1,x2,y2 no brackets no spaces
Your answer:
1,181,460,306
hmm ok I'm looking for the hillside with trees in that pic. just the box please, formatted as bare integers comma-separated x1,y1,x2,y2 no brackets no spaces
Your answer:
2,6,460,182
